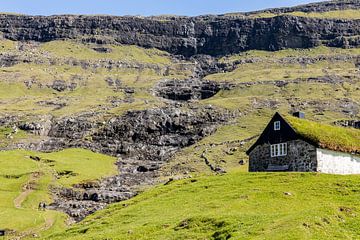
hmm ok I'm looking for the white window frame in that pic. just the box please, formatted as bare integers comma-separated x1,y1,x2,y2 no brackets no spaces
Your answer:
274,121,281,131
270,143,287,157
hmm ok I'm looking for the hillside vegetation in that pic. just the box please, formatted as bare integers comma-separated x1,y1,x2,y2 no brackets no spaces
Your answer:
45,172,360,240
0,38,359,239
0,40,191,117
0,149,116,238
248,9,360,19
0,2,359,238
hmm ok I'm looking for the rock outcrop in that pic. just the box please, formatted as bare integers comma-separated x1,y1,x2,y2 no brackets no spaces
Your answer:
34,105,231,221
1,1,360,57
154,79,221,101
334,120,360,129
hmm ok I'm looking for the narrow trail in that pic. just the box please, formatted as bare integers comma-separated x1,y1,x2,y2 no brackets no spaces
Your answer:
13,172,41,209
11,161,59,239
13,215,56,240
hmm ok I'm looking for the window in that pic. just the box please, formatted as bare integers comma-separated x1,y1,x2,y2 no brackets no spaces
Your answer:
274,121,281,131
270,143,287,157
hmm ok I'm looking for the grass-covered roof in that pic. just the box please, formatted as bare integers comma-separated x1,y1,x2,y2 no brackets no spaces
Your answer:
285,116,360,154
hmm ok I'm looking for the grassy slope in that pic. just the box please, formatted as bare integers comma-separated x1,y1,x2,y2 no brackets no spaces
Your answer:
45,172,360,240
0,31,359,239
41,40,172,64
166,80,360,175
0,149,116,237
208,46,359,84
0,39,191,118
248,9,360,19
0,127,29,147
289,9,360,19
175,45,360,175
219,46,360,64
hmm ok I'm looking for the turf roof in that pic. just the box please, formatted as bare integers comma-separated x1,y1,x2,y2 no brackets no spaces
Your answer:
284,116,360,154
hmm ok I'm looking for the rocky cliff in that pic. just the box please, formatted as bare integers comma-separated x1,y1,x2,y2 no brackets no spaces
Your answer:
35,105,231,220
1,1,360,57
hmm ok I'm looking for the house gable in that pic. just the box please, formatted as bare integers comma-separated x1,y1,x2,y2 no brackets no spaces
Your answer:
246,112,301,155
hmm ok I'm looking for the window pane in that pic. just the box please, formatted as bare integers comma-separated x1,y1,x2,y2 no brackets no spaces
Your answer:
279,144,282,155
274,121,281,130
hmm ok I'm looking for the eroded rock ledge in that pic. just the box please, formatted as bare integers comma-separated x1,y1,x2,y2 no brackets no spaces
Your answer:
1,11,360,57
154,79,221,101
24,105,231,221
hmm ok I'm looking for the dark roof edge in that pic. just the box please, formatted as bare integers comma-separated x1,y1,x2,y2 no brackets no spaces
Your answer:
246,112,281,155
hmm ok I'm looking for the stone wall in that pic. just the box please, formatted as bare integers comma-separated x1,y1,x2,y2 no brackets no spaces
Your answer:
249,139,317,172
317,148,360,175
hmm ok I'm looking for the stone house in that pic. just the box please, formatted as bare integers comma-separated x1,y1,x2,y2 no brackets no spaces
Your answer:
246,112,360,174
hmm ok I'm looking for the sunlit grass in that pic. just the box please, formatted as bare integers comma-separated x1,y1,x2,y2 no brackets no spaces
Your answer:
46,172,360,240
0,148,117,236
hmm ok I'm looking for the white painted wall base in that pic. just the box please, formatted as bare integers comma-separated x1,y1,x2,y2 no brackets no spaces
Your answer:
317,148,360,175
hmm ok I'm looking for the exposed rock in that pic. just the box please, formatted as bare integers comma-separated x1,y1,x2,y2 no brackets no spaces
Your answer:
0,115,19,126
47,114,99,140
51,80,68,92
105,77,122,90
92,47,112,53
0,53,19,67
154,79,221,101
89,106,229,159
29,156,41,161
334,120,360,129
18,116,53,136
35,106,231,221
191,54,236,78
124,87,135,94
1,9,360,57
37,99,67,110
50,80,77,92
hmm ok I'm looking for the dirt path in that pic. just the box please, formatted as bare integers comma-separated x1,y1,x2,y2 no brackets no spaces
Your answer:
13,172,41,209
13,214,56,240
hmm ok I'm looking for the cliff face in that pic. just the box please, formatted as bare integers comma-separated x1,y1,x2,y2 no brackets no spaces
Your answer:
0,13,359,57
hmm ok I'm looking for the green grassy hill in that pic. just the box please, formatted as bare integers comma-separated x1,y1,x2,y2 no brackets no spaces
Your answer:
44,172,360,240
0,149,116,238
0,38,358,239
0,6,359,239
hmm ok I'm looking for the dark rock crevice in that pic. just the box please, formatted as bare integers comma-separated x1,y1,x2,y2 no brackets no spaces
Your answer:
154,79,221,101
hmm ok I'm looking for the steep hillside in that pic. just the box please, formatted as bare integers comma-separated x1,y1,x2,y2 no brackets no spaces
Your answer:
0,149,117,239
45,173,360,240
0,0,359,239
1,1,360,56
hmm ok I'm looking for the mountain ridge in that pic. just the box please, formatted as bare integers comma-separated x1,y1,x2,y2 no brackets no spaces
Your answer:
1,1,360,57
